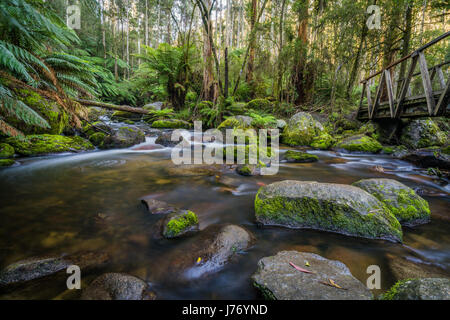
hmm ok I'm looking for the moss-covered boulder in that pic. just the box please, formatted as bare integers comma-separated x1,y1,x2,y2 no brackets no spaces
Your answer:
143,102,163,111
87,107,108,122
151,119,191,129
255,180,403,242
352,178,430,227
311,133,335,150
101,126,145,149
89,132,107,147
5,134,94,156
400,148,450,170
236,164,258,176
0,159,15,167
282,112,328,147
252,251,373,300
0,143,14,158
162,210,199,239
335,134,382,153
381,278,450,300
284,150,318,163
111,110,142,122
217,116,253,130
81,121,112,137
400,118,447,149
8,89,69,134
246,98,273,111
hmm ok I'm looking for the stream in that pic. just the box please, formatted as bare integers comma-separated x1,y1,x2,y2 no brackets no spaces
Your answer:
0,130,449,299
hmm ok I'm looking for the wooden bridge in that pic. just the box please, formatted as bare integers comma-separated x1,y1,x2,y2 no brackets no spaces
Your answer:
357,32,450,120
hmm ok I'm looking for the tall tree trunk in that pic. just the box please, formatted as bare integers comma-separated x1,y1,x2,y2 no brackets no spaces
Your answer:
145,0,149,46
275,0,287,102
246,0,258,84
398,0,413,90
346,0,375,99
292,0,310,105
224,47,229,98
202,1,217,101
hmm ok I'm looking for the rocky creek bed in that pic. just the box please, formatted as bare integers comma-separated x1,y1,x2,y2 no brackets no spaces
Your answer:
0,111,449,300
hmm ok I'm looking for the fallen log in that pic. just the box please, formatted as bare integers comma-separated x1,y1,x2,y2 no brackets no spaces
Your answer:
75,98,150,115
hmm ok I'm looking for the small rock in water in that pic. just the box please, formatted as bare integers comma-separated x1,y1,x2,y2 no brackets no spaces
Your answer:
251,251,373,300
141,198,178,215
81,273,156,300
161,210,199,239
386,254,448,281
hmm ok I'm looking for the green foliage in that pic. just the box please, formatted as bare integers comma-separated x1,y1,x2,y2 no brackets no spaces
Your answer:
246,111,277,129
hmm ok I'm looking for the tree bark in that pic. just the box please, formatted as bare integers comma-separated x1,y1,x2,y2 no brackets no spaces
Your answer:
75,99,150,114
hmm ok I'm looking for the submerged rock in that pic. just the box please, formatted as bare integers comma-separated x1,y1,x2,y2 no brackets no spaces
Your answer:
236,164,259,176
335,134,382,153
400,118,447,149
282,112,328,147
81,273,155,300
284,150,319,163
352,178,431,226
400,148,450,170
141,198,178,215
381,278,450,300
386,254,449,281
5,134,94,156
254,180,402,242
183,225,254,279
0,252,109,289
252,251,372,300
101,126,145,149
161,210,199,239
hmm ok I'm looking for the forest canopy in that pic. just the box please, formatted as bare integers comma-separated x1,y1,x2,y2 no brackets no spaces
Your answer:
0,0,448,135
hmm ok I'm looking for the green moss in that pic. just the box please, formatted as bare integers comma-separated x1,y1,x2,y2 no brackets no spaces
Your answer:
246,98,273,111
223,144,273,164
254,188,402,242
336,135,382,153
10,89,69,134
282,113,327,147
151,119,191,129
382,146,395,154
353,180,430,226
0,143,14,158
284,150,318,163
0,159,15,167
5,134,94,156
89,132,107,147
164,210,199,238
442,145,450,155
311,133,335,150
380,279,412,300
237,164,254,176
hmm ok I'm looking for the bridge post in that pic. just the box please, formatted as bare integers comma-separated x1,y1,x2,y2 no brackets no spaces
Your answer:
418,51,436,115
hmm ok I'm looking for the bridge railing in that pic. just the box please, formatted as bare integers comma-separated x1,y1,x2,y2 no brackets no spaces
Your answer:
357,31,450,120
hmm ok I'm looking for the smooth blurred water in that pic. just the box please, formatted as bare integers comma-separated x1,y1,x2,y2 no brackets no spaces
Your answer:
0,138,449,299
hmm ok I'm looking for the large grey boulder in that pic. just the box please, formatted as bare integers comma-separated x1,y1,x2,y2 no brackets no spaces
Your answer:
81,273,156,300
252,251,373,300
101,126,145,149
400,118,447,149
282,112,328,146
381,278,450,300
255,180,403,242
352,178,431,227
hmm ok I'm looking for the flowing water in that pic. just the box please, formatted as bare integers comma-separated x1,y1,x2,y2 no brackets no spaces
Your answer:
0,133,449,299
